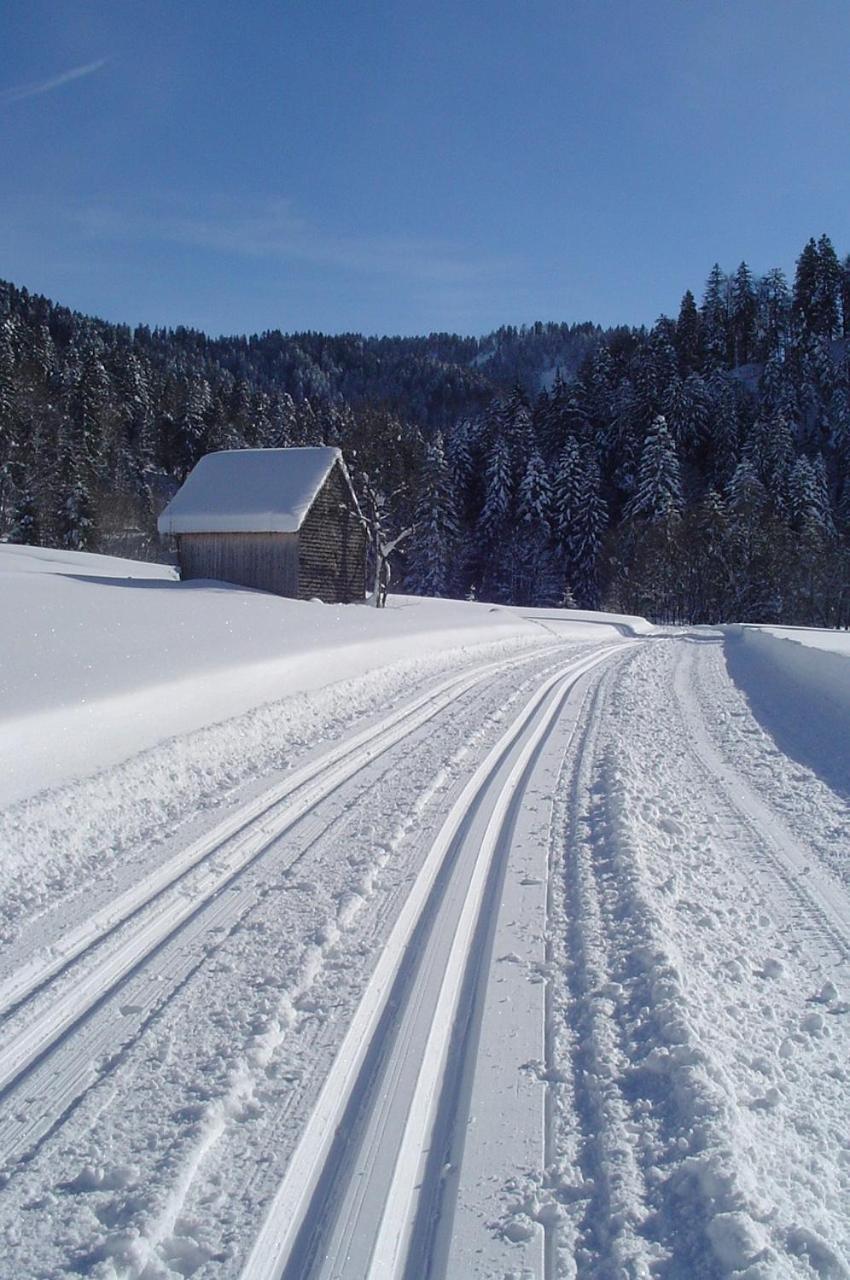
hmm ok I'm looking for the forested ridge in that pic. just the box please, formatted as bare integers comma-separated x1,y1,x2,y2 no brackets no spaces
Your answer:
1,232,849,624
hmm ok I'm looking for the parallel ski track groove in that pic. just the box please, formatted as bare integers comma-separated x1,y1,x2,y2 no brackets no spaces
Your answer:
0,646,568,1107
400,657,604,1280
0,705,480,1175
240,644,629,1280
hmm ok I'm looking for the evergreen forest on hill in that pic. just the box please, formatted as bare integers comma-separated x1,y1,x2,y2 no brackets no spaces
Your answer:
1,232,849,625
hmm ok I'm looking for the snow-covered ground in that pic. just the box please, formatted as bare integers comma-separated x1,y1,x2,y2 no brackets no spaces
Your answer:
0,548,848,1279
0,545,643,806
741,624,850,655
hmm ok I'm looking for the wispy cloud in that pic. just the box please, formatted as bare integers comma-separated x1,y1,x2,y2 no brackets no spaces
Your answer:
77,197,521,290
1,58,107,105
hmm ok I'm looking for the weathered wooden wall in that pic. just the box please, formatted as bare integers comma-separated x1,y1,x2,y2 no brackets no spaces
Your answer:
299,463,367,602
176,461,366,601
177,531,299,597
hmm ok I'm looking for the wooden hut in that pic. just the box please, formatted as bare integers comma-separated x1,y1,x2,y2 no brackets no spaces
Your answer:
157,447,367,602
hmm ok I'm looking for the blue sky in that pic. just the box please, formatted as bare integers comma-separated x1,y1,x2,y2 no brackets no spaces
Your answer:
2,0,849,337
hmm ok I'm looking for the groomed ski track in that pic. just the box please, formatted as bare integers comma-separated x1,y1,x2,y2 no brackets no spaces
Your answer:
242,645,624,1280
3,632,850,1278
0,640,630,1278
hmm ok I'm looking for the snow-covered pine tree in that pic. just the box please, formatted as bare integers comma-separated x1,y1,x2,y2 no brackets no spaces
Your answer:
811,453,836,537
756,267,790,358
701,265,731,369
624,415,682,523
662,373,709,456
569,449,607,608
0,316,20,528
69,343,111,483
478,435,513,546
787,457,820,532
10,489,40,545
175,376,212,479
407,433,459,597
54,432,94,551
743,411,795,518
726,458,769,518
477,435,514,601
512,448,560,605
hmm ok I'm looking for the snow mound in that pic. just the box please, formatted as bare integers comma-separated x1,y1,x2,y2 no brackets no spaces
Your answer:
724,625,850,795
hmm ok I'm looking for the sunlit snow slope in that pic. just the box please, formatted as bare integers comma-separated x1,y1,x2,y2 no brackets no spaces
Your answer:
0,547,847,1280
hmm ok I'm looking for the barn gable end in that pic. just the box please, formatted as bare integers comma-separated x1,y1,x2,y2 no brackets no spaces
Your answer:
298,462,366,602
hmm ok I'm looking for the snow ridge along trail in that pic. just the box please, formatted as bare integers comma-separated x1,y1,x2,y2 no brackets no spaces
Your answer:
242,644,629,1280
0,646,571,1154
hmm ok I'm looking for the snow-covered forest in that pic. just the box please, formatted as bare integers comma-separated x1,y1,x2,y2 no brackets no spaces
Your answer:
1,232,849,624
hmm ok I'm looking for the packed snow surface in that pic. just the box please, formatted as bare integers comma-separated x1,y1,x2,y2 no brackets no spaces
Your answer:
0,547,848,1280
1,544,626,804
156,447,347,534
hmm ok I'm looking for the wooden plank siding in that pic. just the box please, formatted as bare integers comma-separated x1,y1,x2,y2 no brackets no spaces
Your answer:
175,461,366,602
177,531,300,597
298,462,367,602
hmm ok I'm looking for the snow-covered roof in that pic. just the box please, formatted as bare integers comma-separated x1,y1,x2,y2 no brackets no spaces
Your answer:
157,447,347,535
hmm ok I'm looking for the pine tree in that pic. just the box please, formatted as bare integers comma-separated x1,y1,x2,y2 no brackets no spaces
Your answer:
743,412,795,516
10,488,40,545
517,447,552,535
54,423,94,551
175,376,212,479
701,265,730,368
811,453,836,537
727,458,769,518
787,457,820,531
477,435,514,600
793,238,820,335
662,373,709,454
794,235,842,338
816,234,842,338
675,290,702,375
841,254,850,338
512,449,560,605
69,343,111,482
756,267,790,358
731,262,757,365
552,438,582,554
0,316,20,527
478,435,513,545
570,450,607,608
407,434,459,597
624,416,682,523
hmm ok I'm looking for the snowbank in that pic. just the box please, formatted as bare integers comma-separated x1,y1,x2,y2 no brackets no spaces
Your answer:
521,606,655,638
0,546,644,805
746,624,850,656
724,624,850,795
